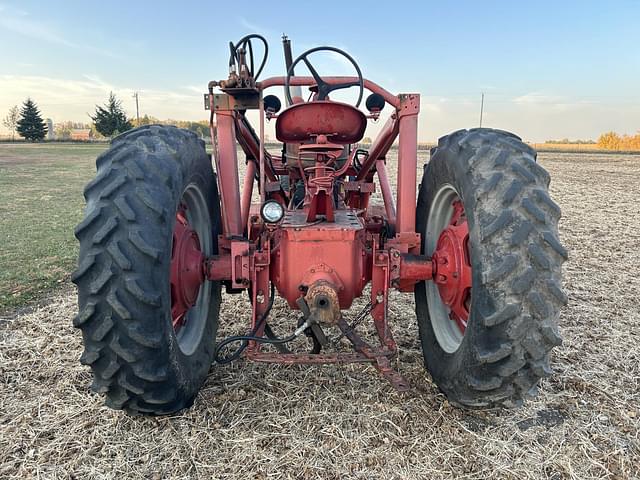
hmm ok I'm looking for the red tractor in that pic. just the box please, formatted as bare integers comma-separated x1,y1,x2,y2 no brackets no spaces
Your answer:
73,34,567,415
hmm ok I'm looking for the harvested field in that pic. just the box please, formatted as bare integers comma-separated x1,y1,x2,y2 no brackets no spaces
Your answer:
1,150,639,479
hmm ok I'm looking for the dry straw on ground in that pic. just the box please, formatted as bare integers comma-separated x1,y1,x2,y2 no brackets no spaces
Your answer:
1,152,639,479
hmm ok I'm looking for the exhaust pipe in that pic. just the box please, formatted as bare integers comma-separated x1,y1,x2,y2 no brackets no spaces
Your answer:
282,34,302,104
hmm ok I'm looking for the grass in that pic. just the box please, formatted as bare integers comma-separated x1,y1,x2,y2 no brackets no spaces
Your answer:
0,143,107,311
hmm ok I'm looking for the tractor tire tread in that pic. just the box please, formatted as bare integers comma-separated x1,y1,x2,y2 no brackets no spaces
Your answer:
416,128,567,408
73,125,220,415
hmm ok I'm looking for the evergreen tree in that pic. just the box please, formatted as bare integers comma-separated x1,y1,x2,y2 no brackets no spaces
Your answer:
16,98,48,141
91,92,133,137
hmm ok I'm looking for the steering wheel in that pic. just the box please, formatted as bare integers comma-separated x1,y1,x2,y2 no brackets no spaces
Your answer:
284,46,364,107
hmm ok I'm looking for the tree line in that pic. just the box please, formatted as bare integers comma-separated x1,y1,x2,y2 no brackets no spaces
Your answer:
2,92,209,142
4,96,639,150
597,131,640,151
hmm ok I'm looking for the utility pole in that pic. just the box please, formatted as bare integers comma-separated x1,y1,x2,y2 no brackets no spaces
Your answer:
479,92,484,128
133,92,140,126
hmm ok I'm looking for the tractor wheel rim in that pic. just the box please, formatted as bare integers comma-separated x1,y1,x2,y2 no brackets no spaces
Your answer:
170,183,211,355
425,184,472,353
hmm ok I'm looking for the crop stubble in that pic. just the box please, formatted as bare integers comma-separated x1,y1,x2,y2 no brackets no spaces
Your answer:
0,151,638,479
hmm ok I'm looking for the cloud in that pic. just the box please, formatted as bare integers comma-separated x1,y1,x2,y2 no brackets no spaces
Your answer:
183,85,205,94
0,3,119,58
513,92,566,105
0,74,207,126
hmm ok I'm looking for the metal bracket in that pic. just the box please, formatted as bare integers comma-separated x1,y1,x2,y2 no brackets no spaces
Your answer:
397,93,421,118
343,181,376,193
230,241,252,289
210,93,261,112
388,232,421,251
389,248,401,286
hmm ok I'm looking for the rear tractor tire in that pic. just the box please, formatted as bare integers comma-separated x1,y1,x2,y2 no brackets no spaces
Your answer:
415,128,568,408
72,125,221,415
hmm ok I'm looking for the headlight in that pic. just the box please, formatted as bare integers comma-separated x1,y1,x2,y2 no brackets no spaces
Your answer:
260,200,285,224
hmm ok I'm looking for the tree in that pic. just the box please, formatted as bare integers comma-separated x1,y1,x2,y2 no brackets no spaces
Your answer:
3,105,20,141
598,131,622,150
16,98,48,141
91,92,133,137
54,121,74,140
54,121,93,140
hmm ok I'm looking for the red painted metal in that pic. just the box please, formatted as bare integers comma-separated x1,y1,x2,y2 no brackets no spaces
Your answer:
170,205,205,331
375,159,396,228
399,254,434,282
241,159,256,231
212,110,243,237
271,209,366,309
259,94,266,205
204,254,232,281
355,114,399,181
260,76,400,109
230,240,252,289
235,115,279,182
432,200,472,333
201,45,447,388
246,351,374,364
395,94,420,239
275,101,367,144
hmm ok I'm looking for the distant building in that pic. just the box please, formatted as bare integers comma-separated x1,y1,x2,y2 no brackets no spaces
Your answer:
46,119,54,140
70,129,91,141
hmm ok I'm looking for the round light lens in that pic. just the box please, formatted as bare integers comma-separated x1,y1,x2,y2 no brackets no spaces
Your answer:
261,200,285,223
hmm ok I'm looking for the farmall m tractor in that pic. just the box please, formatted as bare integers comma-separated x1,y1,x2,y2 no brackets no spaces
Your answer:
73,35,567,415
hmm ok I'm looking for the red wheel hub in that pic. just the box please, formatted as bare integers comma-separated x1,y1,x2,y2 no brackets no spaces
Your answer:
432,200,472,334
170,204,205,332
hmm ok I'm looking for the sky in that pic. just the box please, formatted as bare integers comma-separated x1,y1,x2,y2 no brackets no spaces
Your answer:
0,0,638,142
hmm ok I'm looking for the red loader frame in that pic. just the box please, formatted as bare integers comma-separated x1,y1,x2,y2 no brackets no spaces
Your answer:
170,37,469,390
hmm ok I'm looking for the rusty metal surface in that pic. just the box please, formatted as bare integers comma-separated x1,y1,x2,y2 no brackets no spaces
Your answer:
305,280,341,325
230,241,251,289
246,351,372,364
275,101,367,144
337,317,410,392
203,42,431,388
343,181,375,193
211,93,260,111
271,210,366,309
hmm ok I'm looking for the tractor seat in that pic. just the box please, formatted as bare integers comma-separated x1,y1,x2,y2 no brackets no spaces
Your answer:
275,100,367,144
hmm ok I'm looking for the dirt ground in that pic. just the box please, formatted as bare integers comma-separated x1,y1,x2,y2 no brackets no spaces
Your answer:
1,151,639,479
